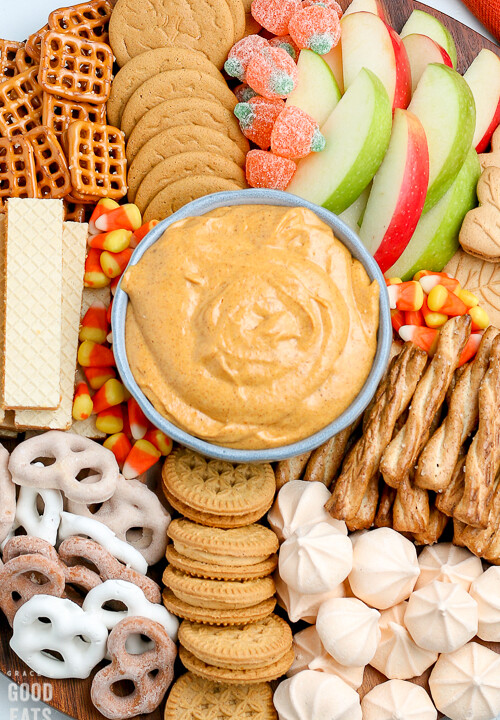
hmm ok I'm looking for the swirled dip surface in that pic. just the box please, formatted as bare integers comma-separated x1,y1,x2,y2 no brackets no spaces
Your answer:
122,206,379,449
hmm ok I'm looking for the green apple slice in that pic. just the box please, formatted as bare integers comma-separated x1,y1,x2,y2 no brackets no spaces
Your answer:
408,63,475,213
338,185,371,232
400,9,457,69
386,148,481,280
286,49,342,127
286,68,392,214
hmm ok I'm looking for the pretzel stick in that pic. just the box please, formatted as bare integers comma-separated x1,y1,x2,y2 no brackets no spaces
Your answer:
453,519,468,548
304,423,356,487
325,344,427,520
435,453,466,518
454,337,500,528
380,316,471,489
374,483,396,528
393,473,430,533
416,327,499,492
483,483,500,563
275,452,312,489
346,474,379,532
413,504,448,545
455,477,500,557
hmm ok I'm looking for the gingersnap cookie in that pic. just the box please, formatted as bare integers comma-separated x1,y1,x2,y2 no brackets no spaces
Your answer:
120,69,238,138
225,0,246,41
179,615,293,670
163,565,276,610
164,673,277,720
126,97,249,163
163,447,276,519
109,0,234,69
107,47,224,127
163,484,271,528
144,175,242,222
179,646,295,684
166,546,278,580
134,151,246,214
162,588,276,625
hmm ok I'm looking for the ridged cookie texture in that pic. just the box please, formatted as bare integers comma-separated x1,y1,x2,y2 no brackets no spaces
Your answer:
179,646,295,684
162,589,276,625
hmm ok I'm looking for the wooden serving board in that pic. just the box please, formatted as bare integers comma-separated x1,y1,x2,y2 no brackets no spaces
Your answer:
1,3,499,719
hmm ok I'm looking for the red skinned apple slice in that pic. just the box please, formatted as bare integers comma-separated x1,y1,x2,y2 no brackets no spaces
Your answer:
343,0,386,21
359,109,429,273
342,11,411,111
400,9,457,69
323,44,344,93
402,33,453,93
464,49,500,153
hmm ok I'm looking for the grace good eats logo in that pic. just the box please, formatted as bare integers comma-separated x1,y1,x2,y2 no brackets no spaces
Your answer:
6,673,52,720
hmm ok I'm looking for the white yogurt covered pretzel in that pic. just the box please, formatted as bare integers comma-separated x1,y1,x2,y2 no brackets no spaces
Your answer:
0,444,16,544
9,431,119,503
15,485,63,545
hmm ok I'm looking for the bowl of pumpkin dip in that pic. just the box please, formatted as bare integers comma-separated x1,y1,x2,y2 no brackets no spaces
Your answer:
112,189,391,463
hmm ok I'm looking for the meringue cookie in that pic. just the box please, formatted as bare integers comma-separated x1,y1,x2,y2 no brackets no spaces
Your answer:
268,481,347,543
279,522,353,595
470,566,500,641
316,597,380,667
361,680,437,720
349,528,419,609
429,642,500,720
288,626,364,690
274,571,346,624
415,543,483,592
371,602,437,680
273,670,362,720
404,580,478,653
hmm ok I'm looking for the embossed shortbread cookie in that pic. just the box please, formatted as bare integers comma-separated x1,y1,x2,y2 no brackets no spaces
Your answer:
445,250,500,329
179,646,295,684
166,545,278,580
162,588,276,625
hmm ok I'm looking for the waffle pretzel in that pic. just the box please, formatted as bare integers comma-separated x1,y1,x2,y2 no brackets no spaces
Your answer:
25,24,49,63
49,1,113,44
0,66,43,137
25,125,71,199
380,316,471,489
0,39,22,83
64,197,91,222
65,120,127,200
0,135,37,211
39,31,113,104
42,92,106,141
15,46,37,73
416,326,500,492
0,553,66,625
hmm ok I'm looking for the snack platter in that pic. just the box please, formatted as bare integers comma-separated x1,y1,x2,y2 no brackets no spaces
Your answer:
0,0,500,720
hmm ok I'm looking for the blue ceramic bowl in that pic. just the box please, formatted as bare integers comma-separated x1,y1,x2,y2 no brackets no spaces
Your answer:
112,189,392,463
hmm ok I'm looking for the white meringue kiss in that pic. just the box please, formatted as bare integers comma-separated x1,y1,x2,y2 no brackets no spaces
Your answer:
274,571,346,624
273,670,362,720
361,680,437,720
316,597,380,667
470,566,500,642
415,543,483,592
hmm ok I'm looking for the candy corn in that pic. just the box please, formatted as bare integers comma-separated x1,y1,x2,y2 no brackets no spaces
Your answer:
79,301,109,344
89,229,132,253
106,299,113,326
92,378,126,414
110,275,120,295
122,439,161,480
421,295,448,329
387,281,424,312
399,325,439,355
144,428,173,456
405,309,424,326
391,308,405,333
100,248,133,279
89,198,120,235
457,289,479,308
419,274,460,295
72,381,93,421
385,277,402,286
130,219,159,249
78,340,115,368
458,333,483,367
128,397,149,440
94,203,142,233
104,432,132,467
84,248,110,288
84,366,116,390
427,284,467,316
469,305,490,331
413,270,450,281
96,404,124,434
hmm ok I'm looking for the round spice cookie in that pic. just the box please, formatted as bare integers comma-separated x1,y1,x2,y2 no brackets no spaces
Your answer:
167,518,279,563
226,0,246,41
109,0,234,69
134,151,246,213
126,97,249,163
143,175,243,222
179,646,295,684
162,588,276,625
179,615,293,669
244,12,262,35
163,447,276,518
127,125,246,202
107,47,224,127
162,565,276,610
164,673,277,720
166,546,278,580
120,69,238,138
163,484,271,528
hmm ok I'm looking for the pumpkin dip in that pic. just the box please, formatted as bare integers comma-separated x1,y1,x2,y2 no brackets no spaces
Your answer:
121,205,379,449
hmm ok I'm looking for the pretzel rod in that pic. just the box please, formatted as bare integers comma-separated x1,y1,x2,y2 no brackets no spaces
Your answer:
374,483,396,528
483,483,500,563
454,477,500,557
380,316,471,489
304,423,355,487
413,504,448,546
346,474,379,532
453,519,468,548
435,453,466,518
392,473,430,534
416,326,500,491
454,336,500,528
326,343,427,520
275,451,312,489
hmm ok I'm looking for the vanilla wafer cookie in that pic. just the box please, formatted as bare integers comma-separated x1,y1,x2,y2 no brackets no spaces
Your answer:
166,546,278,580
162,589,276,626
179,646,295,684
15,222,87,430
3,199,63,410
162,565,275,610
164,673,277,720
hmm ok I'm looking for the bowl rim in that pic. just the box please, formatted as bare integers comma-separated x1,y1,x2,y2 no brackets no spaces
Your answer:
112,188,392,463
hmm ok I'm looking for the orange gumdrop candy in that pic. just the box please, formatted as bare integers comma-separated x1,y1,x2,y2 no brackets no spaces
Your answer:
302,0,343,18
234,96,285,149
234,83,258,102
245,149,296,190
251,0,301,35
271,106,325,159
224,34,269,81
288,5,341,54
268,35,300,61
246,46,298,100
